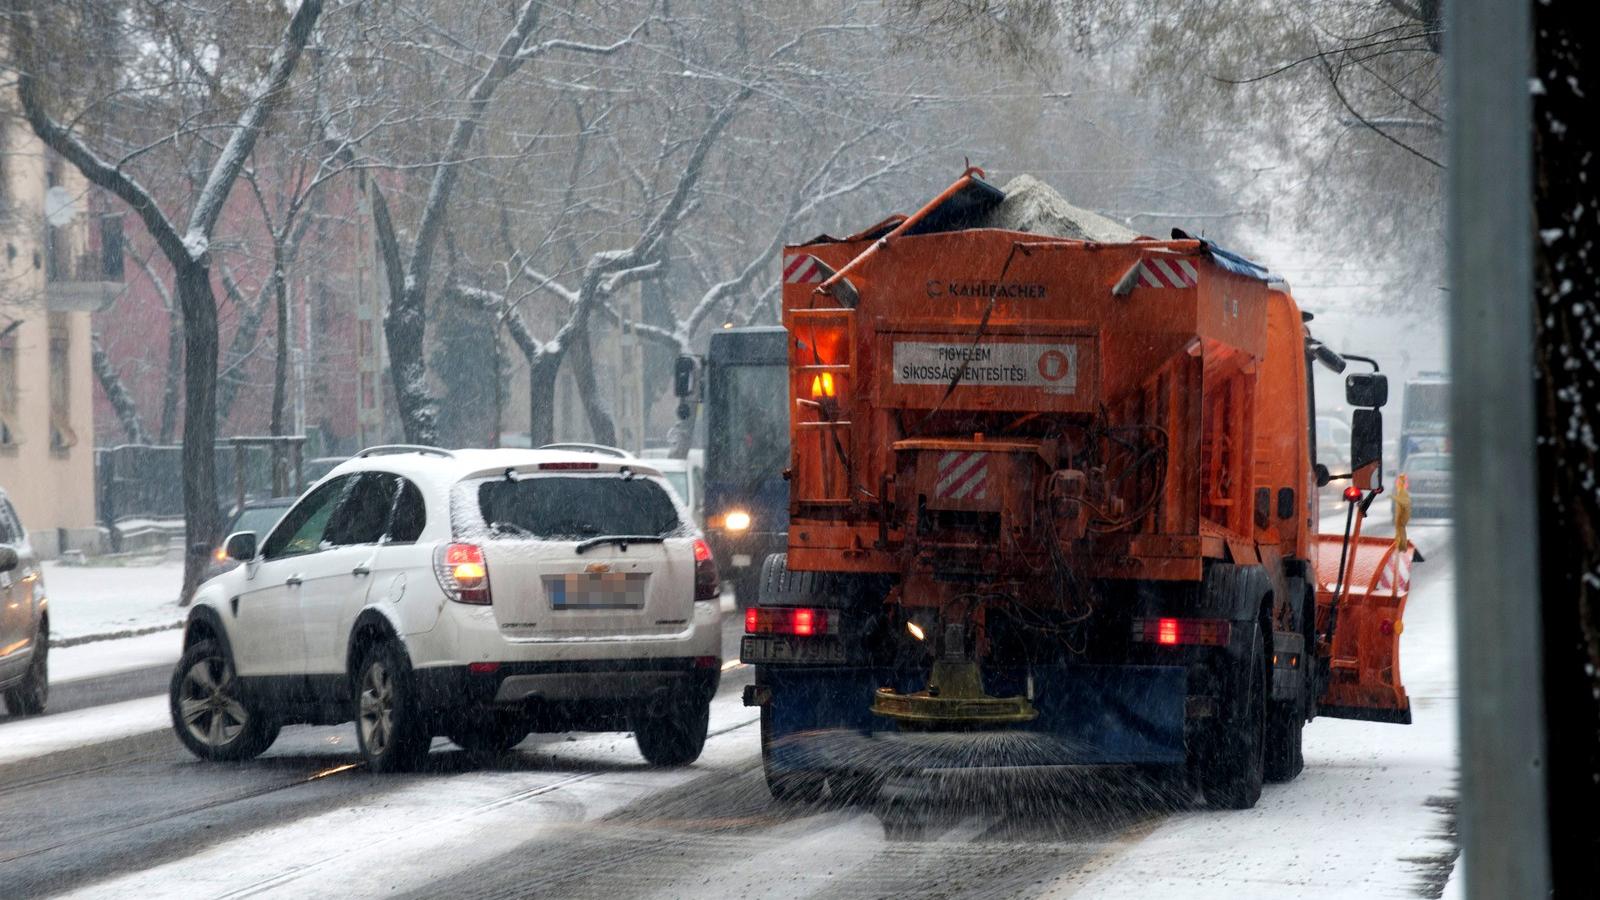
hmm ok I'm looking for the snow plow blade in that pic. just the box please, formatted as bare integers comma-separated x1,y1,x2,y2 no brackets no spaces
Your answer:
1315,534,1416,724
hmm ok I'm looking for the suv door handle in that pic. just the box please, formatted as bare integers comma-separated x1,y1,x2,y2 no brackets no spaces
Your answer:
286,575,303,587
352,565,371,577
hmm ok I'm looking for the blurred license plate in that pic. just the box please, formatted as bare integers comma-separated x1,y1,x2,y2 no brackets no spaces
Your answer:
740,635,845,665
732,554,752,567
547,573,647,610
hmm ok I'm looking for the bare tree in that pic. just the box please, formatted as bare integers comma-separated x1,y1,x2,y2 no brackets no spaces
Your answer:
347,1,647,445
8,0,325,601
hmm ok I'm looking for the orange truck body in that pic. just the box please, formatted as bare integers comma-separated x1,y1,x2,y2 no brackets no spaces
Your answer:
745,168,1414,807
776,169,1412,725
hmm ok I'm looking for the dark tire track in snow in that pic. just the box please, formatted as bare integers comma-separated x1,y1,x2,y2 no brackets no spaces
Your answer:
395,758,1173,900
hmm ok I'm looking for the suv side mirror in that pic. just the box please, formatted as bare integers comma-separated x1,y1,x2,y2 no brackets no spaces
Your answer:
223,531,258,562
0,546,17,573
673,355,697,399
1346,372,1389,408
1351,408,1384,486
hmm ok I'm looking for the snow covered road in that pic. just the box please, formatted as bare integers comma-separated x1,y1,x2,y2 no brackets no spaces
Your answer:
0,522,1458,899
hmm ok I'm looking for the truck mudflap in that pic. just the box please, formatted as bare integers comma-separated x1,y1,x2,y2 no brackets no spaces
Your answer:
757,664,1187,776
1314,534,1416,723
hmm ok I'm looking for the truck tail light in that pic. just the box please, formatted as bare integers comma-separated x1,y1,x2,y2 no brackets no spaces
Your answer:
693,538,719,602
1132,617,1230,647
745,606,831,636
435,543,492,604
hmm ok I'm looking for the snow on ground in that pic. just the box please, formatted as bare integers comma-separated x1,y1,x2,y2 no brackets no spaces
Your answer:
53,629,183,684
1055,520,1458,899
55,686,764,899
42,559,185,643
0,695,169,767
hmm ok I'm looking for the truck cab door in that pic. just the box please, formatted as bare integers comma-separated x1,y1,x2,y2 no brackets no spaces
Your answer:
1313,532,1414,723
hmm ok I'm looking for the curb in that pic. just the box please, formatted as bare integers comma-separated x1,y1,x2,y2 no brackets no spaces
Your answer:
50,621,185,649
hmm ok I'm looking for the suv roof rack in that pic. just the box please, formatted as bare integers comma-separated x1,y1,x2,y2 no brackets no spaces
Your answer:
538,442,632,459
355,444,456,459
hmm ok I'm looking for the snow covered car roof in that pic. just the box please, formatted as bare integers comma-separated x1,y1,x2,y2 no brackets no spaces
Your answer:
318,446,666,494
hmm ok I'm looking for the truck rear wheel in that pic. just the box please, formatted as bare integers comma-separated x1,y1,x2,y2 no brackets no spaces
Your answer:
1199,623,1267,809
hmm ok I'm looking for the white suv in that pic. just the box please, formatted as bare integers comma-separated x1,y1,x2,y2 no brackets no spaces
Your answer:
170,446,723,772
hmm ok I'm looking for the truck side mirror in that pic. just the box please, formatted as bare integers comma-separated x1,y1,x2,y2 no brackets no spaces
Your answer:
1314,463,1332,488
0,546,17,573
673,356,697,399
1346,372,1388,408
1351,409,1384,486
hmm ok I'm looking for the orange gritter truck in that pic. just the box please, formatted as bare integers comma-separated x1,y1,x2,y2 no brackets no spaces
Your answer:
739,167,1416,810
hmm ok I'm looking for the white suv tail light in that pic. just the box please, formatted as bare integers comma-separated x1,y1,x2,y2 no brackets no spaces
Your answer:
435,542,492,604
693,538,719,602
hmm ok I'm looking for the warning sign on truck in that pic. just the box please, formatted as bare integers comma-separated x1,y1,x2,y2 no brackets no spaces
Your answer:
892,341,1079,394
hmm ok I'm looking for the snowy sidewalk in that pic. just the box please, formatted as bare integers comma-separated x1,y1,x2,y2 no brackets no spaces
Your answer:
53,630,183,684
42,559,185,644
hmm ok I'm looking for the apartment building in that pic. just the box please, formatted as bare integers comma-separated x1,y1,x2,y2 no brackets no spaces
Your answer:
0,116,112,556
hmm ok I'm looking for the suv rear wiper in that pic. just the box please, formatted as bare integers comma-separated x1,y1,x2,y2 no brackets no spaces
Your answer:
574,535,666,554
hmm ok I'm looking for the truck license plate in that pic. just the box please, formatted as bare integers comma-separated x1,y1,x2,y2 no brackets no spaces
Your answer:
740,635,845,665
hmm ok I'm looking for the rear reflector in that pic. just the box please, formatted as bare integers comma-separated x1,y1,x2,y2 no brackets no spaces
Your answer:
468,662,500,674
1131,617,1231,647
745,606,832,636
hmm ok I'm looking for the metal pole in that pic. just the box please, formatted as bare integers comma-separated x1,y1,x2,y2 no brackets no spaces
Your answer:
1446,2,1550,897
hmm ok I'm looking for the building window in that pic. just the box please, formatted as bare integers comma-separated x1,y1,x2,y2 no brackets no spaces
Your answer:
44,161,63,283
48,313,75,454
0,324,19,449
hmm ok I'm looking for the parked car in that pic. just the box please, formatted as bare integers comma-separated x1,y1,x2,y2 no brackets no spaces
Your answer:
1403,452,1452,518
646,455,704,528
203,497,296,581
302,456,349,485
171,445,723,771
0,488,47,716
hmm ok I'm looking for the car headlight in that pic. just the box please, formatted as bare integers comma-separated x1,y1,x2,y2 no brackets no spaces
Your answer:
724,510,752,532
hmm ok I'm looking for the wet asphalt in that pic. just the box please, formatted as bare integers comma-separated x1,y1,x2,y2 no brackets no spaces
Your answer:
0,530,1454,898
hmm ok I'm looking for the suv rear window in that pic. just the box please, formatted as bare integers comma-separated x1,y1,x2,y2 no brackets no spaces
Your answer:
475,475,681,540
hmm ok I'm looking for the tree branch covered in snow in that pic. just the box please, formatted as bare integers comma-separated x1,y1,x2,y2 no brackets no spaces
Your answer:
183,0,324,257
90,336,151,445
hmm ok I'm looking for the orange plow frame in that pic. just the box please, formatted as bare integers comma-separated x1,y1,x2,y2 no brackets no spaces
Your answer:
1314,528,1416,723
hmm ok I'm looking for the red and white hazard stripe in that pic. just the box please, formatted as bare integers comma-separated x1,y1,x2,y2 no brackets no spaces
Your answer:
934,450,989,501
783,254,829,285
1374,554,1411,595
1136,257,1199,289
